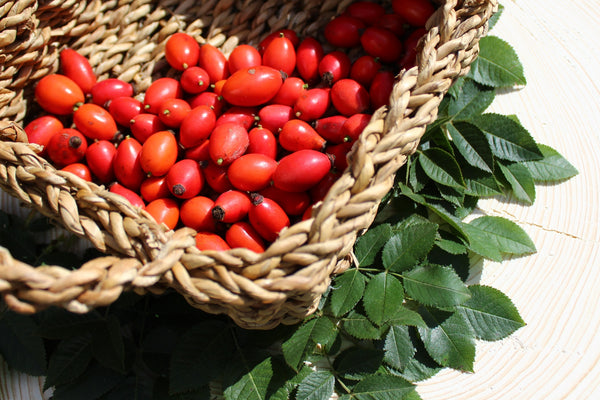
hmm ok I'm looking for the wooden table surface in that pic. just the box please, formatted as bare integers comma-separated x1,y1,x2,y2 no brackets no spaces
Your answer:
2,0,599,399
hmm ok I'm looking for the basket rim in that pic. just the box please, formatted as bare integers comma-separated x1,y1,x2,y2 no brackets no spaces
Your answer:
0,0,498,329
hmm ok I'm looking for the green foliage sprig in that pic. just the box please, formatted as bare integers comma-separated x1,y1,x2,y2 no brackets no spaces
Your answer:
0,6,578,399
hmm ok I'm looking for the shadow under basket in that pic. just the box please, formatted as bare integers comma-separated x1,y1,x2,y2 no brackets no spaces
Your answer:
0,0,497,329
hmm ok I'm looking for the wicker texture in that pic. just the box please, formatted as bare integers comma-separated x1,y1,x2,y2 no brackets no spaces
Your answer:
0,0,497,329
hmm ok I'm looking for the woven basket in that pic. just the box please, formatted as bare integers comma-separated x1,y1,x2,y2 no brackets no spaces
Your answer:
0,0,497,329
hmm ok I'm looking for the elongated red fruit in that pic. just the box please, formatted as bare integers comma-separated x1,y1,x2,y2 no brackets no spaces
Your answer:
195,231,231,251
221,66,283,107
248,194,290,242
211,190,252,223
273,150,333,192
60,48,97,94
225,222,266,253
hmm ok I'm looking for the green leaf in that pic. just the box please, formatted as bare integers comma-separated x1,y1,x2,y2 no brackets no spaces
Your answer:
44,334,93,390
51,363,123,400
395,334,443,382
152,377,209,400
427,247,471,282
282,319,320,371
505,114,522,124
382,224,437,273
99,375,154,400
404,391,424,400
447,121,495,173
455,195,479,221
0,214,38,265
330,269,367,317
447,79,496,121
296,370,335,400
38,308,103,339
472,113,543,162
302,316,339,351
468,36,526,87
487,4,504,30
398,184,468,241
169,320,234,393
0,312,46,376
435,183,465,208
91,315,125,373
142,325,179,359
464,172,503,197
257,356,295,400
447,76,466,99
434,231,467,256
424,124,455,155
384,325,415,371
223,355,274,400
497,162,536,204
418,148,466,189
403,264,471,307
457,285,525,341
393,213,437,232
408,155,430,193
418,308,476,372
343,310,383,340
374,194,420,225
139,325,180,376
522,144,578,182
462,216,536,261
311,316,339,351
355,224,393,267
348,374,415,400
334,347,384,381
461,229,501,261
384,306,427,328
363,272,405,326
269,364,312,400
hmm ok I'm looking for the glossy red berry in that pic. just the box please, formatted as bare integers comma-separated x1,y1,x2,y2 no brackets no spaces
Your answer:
110,182,146,209
91,78,134,108
180,196,216,232
85,140,117,183
225,222,266,253
166,159,204,199
46,128,88,167
227,153,278,192
165,32,200,71
180,66,211,94
208,123,249,166
24,115,64,155
73,103,119,141
145,198,179,230
61,163,92,182
195,231,231,251
248,194,290,242
108,96,143,127
211,190,252,223
273,150,332,193
59,48,97,94
35,74,84,115
114,137,145,192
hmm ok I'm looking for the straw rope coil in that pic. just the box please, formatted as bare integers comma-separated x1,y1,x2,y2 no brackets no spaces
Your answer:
0,0,497,329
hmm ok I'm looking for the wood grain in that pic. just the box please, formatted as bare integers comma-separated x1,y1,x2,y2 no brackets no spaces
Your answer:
2,0,599,398
0,357,46,400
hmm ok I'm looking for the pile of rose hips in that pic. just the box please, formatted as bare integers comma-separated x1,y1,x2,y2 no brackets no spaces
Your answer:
24,0,435,252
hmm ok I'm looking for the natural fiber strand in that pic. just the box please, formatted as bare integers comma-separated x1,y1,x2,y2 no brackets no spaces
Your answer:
0,0,498,329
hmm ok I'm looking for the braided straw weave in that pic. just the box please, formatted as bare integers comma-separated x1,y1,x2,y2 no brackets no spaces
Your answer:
0,0,497,329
